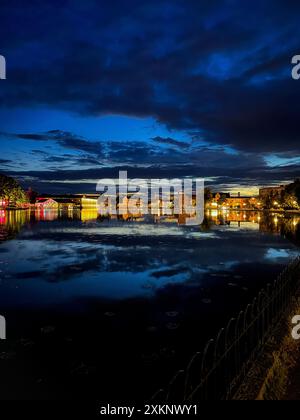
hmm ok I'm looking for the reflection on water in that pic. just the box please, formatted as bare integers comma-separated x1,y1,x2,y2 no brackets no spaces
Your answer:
1,209,300,243
0,209,299,400
0,209,31,241
0,209,299,305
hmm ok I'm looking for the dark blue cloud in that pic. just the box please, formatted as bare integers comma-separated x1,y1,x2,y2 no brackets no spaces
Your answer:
1,129,297,194
13,130,104,156
0,159,12,166
151,136,189,149
0,0,300,191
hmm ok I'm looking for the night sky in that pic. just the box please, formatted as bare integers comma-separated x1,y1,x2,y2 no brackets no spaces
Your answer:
0,0,300,194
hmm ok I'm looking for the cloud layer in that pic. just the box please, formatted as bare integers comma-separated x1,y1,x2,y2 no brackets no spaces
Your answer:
0,0,300,191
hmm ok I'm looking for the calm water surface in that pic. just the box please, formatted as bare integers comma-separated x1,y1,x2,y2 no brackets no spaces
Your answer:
0,209,299,400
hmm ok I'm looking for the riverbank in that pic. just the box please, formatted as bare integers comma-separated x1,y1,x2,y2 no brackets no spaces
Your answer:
268,209,300,215
0,207,30,211
234,296,300,400
205,207,300,214
283,326,300,400
3,206,300,214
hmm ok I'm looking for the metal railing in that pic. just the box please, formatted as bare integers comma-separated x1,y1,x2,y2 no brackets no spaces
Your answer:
152,256,300,401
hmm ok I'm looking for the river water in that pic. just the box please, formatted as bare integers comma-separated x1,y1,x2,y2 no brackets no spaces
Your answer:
0,209,299,399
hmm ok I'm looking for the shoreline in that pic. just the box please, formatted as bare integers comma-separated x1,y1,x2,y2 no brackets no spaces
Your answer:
234,297,300,400
2,207,300,214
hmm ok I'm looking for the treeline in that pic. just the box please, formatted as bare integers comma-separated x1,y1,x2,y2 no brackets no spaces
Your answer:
263,180,300,210
0,173,27,207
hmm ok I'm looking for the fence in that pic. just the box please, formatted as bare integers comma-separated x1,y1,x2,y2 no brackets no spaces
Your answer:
152,256,300,401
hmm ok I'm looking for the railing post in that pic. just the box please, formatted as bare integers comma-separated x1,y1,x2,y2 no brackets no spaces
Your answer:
151,257,300,402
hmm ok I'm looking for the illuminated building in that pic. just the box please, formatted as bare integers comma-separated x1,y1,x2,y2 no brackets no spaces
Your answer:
206,192,259,210
35,198,59,209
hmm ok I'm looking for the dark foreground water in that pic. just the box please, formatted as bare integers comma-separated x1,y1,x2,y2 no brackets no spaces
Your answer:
0,209,299,400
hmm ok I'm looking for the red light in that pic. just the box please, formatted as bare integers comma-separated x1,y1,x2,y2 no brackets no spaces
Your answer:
0,210,6,224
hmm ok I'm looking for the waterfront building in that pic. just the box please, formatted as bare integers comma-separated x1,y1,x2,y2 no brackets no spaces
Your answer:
35,198,59,209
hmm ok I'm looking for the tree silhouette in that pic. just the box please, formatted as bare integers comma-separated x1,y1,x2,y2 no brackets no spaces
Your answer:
0,174,27,206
